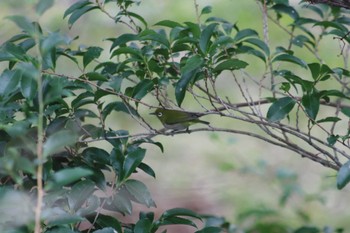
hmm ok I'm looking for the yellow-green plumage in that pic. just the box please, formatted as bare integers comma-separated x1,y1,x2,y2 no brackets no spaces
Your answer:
151,108,210,130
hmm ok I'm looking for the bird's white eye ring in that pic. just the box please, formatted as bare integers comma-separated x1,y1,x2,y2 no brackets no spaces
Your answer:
157,112,163,117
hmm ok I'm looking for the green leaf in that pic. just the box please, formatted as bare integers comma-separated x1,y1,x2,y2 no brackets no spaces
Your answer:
45,227,76,233
175,55,204,106
118,11,148,29
45,210,84,226
94,214,123,233
336,160,350,188
327,134,339,146
245,38,270,56
138,163,156,178
67,180,95,211
102,101,139,121
301,92,319,120
154,20,183,28
109,33,139,51
233,29,259,43
308,63,320,80
40,32,69,56
82,147,110,166
316,117,341,124
139,29,170,48
272,4,299,20
93,227,118,233
64,0,90,18
83,46,103,67
6,16,37,36
0,42,27,62
267,97,296,122
341,107,350,117
65,3,99,28
83,72,108,81
36,0,54,15
132,79,154,100
213,59,248,74
43,130,78,157
160,216,197,228
0,69,21,97
314,21,348,31
294,226,320,233
134,219,153,233
195,227,223,233
272,54,307,69
46,167,93,190
110,47,142,60
161,208,202,220
120,148,146,181
111,192,132,215
199,23,217,54
19,62,39,100
200,6,212,15
124,179,156,207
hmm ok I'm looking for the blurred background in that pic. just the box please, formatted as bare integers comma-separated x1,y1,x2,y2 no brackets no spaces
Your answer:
1,0,350,231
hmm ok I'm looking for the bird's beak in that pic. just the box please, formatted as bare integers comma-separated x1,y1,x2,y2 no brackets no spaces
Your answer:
150,112,156,115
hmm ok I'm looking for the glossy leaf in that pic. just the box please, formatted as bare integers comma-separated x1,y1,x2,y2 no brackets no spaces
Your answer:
109,33,139,51
267,97,296,122
134,219,153,233
161,208,202,220
36,0,54,15
67,180,95,211
337,160,350,189
93,227,118,233
132,79,154,100
111,192,132,215
124,179,156,207
120,148,146,181
327,134,339,146
195,227,223,233
83,72,108,81
213,59,248,74
201,6,212,15
233,29,258,43
138,163,156,178
139,29,170,48
245,38,270,56
159,216,197,228
45,210,84,226
294,226,319,233
272,4,299,20
175,55,204,106
341,107,350,117
46,167,93,190
43,130,78,157
301,93,319,120
272,54,307,69
154,20,183,28
316,117,341,124
199,23,217,54
0,69,21,97
66,4,99,28
19,63,39,100
83,46,103,67
102,101,139,121
94,214,123,233
6,15,36,36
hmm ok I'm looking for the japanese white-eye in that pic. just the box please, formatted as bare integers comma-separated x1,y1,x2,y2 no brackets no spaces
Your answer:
150,108,210,130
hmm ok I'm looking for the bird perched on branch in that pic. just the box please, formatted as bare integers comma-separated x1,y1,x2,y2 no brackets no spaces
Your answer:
150,108,210,131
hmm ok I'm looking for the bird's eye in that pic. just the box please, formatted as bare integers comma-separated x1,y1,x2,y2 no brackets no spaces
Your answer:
157,112,163,117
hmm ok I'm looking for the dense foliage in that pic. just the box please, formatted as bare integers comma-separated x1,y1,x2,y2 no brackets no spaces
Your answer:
1,0,350,232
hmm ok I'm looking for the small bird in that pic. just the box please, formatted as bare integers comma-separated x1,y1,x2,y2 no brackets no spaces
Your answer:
150,108,210,131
